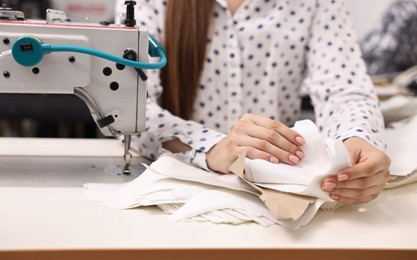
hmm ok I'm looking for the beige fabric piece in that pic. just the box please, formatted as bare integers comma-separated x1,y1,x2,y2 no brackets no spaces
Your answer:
229,153,316,221
229,119,352,220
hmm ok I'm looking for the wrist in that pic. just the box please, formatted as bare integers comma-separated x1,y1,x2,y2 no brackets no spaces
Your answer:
206,138,230,174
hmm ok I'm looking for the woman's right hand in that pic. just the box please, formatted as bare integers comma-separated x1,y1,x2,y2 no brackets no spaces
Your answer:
206,114,305,173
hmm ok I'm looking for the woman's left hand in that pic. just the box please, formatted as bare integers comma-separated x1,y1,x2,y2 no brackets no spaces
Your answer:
321,137,391,204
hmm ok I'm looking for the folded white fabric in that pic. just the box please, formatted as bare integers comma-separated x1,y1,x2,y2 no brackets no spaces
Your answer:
384,114,417,177
85,160,276,226
84,120,353,229
169,188,279,226
84,155,326,229
380,95,417,124
85,168,221,209
83,112,417,229
244,120,352,201
384,114,417,188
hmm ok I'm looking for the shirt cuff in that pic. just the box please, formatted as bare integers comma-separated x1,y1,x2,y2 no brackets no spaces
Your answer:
191,150,210,171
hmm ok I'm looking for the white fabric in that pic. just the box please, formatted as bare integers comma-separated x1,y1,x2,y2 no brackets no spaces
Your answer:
85,116,417,228
85,159,276,226
244,120,352,200
380,95,417,124
85,120,351,229
84,154,325,229
384,114,417,189
169,188,278,227
384,114,417,177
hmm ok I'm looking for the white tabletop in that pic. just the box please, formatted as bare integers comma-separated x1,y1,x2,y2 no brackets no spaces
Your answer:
0,138,416,259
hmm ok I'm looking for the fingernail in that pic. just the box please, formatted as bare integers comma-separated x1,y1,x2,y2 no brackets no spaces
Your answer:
330,194,340,200
270,156,279,164
289,154,300,164
296,150,304,159
323,182,336,192
296,136,305,145
338,174,349,181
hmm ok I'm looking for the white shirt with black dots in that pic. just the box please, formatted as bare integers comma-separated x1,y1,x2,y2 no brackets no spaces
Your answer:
115,0,386,169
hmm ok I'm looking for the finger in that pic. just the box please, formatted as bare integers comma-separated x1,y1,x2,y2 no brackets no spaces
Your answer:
233,118,304,164
329,193,379,205
236,145,279,164
245,125,304,164
327,180,385,205
337,166,391,184
241,114,305,146
326,170,389,191
232,132,302,165
329,183,384,199
321,170,389,195
337,155,390,181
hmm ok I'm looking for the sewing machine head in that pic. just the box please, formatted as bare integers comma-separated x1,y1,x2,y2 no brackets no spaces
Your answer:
0,1,165,137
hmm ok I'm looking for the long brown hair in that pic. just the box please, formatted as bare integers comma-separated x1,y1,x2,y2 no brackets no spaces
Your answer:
160,0,214,120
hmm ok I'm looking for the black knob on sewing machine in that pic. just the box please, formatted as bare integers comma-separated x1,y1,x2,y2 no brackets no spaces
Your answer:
124,1,136,27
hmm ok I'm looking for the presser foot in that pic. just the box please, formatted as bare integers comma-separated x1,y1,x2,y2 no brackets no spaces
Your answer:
122,134,132,175
123,152,132,175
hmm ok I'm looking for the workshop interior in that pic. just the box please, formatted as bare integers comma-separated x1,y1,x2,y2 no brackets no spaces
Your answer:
1,0,417,258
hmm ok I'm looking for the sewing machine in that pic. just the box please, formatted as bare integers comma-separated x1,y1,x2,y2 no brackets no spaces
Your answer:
0,1,166,174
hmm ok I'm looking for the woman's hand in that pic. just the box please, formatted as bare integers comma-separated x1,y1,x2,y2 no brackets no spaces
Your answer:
321,137,391,204
206,114,305,173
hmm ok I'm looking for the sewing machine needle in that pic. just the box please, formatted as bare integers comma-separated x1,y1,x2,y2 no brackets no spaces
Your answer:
123,134,132,175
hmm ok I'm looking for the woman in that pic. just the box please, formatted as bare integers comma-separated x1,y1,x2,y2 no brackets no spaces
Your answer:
115,0,390,205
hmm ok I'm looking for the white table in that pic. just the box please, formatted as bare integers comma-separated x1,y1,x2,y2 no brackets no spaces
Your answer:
0,138,416,260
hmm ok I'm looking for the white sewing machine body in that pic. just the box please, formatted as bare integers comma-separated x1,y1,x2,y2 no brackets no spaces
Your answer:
0,12,148,136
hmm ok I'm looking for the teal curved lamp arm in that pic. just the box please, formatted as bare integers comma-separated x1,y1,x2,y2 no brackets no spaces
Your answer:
11,34,167,69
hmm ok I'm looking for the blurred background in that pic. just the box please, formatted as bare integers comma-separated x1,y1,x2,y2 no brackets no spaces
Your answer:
347,0,396,40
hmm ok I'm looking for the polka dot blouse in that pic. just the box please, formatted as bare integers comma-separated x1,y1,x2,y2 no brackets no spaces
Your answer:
115,0,386,169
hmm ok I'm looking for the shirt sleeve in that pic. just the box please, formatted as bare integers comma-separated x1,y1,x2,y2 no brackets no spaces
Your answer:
119,0,226,168
302,0,386,151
